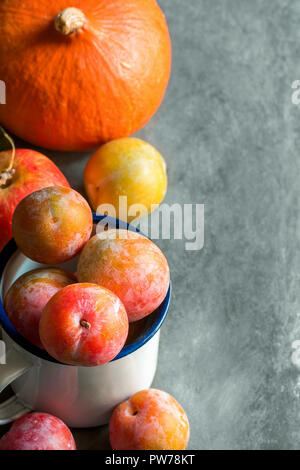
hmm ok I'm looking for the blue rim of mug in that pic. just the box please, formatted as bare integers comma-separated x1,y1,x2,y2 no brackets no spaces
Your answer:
0,214,171,365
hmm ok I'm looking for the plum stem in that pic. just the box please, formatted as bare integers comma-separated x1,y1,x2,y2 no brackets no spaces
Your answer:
0,128,15,187
55,8,87,35
80,319,91,330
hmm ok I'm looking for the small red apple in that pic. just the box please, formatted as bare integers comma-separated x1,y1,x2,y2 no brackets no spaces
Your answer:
0,148,69,252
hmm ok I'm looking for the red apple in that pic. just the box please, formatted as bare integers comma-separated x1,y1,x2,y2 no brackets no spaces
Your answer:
0,149,69,252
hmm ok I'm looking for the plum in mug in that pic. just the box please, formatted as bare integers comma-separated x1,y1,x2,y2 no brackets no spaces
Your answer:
0,215,171,428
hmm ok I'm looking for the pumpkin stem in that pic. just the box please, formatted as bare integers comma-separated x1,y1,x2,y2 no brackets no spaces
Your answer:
55,7,87,35
0,127,15,188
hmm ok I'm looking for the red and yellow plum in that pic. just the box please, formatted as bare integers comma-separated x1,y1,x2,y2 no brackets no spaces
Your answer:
109,389,190,450
0,412,76,450
12,186,93,264
4,268,76,348
39,283,129,366
77,229,170,322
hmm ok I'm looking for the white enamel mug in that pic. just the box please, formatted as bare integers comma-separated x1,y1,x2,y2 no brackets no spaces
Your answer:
0,215,171,428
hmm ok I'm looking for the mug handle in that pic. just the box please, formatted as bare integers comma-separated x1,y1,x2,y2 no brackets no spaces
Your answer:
0,346,31,424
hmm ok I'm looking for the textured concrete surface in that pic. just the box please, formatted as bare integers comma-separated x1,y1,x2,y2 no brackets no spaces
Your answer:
2,0,300,450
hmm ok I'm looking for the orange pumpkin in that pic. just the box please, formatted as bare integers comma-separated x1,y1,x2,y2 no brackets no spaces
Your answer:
0,1,171,151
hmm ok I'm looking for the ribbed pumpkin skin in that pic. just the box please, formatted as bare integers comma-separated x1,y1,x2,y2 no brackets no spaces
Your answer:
0,0,171,151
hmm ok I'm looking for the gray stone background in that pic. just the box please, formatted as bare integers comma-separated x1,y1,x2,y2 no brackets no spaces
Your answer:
2,0,300,450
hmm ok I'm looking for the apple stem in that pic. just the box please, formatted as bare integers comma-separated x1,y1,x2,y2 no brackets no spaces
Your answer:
0,128,15,187
80,319,91,330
